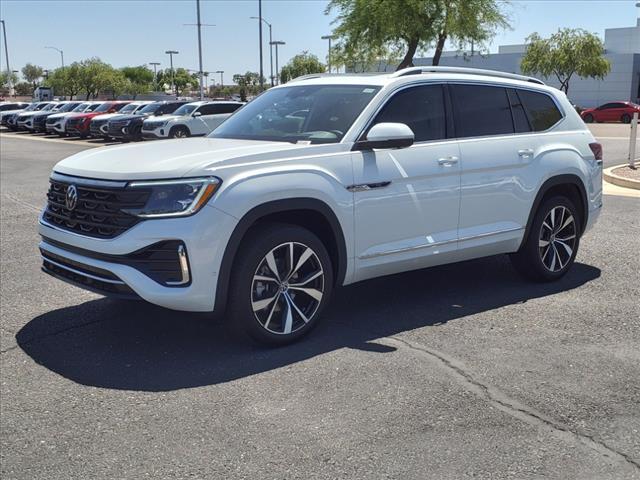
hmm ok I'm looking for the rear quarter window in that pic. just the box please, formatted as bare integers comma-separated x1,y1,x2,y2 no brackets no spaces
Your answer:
517,90,563,131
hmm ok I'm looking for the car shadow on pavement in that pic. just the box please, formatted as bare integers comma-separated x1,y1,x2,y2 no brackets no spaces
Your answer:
16,255,600,392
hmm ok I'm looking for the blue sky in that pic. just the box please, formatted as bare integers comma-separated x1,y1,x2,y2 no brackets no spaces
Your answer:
1,0,639,82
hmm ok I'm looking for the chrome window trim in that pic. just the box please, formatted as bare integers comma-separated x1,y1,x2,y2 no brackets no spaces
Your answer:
347,78,566,146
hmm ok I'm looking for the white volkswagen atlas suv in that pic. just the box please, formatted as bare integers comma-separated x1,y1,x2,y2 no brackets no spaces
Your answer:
141,100,243,139
39,67,603,345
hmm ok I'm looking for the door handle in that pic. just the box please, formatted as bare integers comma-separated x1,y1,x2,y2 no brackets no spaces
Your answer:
437,156,459,166
518,148,534,157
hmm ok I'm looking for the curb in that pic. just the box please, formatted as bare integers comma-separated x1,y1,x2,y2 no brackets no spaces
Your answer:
603,164,640,191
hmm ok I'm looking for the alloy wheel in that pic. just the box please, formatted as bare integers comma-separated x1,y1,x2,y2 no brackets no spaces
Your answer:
538,206,577,272
251,242,324,335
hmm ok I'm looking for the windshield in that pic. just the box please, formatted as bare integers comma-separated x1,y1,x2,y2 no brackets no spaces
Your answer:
173,104,199,116
95,103,115,113
137,103,161,115
24,104,38,111
72,103,89,112
210,85,381,144
59,103,81,112
42,103,57,111
119,103,138,114
86,103,100,112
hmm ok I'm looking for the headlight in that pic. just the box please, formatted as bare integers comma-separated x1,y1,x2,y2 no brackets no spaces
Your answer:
124,177,221,218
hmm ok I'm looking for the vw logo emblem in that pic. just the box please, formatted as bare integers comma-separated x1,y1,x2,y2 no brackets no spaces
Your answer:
65,185,78,211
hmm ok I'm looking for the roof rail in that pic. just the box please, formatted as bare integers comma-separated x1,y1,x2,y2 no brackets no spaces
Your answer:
289,72,385,83
392,66,545,85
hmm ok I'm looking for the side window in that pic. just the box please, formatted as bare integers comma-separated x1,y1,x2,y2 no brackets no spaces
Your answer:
372,84,446,142
451,84,514,137
218,103,242,114
196,104,217,115
518,90,563,131
163,103,183,114
507,89,530,133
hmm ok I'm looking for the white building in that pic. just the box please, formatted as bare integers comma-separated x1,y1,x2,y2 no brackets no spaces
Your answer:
372,19,640,108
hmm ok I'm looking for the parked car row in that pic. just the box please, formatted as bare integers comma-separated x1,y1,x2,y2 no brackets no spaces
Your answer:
0,99,243,141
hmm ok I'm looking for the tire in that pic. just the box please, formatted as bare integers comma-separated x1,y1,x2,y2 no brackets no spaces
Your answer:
510,195,581,282
169,126,190,139
227,223,334,345
621,114,631,124
583,114,594,123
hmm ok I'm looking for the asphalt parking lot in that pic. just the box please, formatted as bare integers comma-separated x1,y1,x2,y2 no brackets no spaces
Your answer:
1,125,639,479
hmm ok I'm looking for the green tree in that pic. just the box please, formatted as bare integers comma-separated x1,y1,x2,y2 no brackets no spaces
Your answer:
21,63,44,88
77,58,116,99
120,65,154,98
43,64,82,99
0,71,18,92
521,28,610,94
232,72,261,101
14,82,33,96
279,52,326,83
326,0,509,71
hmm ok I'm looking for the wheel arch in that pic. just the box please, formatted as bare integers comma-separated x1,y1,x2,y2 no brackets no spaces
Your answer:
213,198,348,316
520,174,588,250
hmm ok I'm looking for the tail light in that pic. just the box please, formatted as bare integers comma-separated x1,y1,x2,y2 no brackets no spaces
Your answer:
589,142,603,161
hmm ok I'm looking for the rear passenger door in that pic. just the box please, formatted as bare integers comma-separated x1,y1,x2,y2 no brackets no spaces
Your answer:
452,84,563,255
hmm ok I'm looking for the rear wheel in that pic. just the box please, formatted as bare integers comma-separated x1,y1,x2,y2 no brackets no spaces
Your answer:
510,196,580,282
583,114,594,123
227,223,334,345
169,126,190,139
621,113,631,124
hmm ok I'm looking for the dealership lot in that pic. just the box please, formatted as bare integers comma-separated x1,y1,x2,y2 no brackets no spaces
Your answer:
1,126,639,478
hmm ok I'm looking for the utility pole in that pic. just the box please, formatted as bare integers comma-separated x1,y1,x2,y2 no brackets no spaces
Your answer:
216,70,224,88
270,40,285,85
45,46,64,69
1,20,13,95
258,0,264,90
251,16,273,86
321,35,333,73
184,0,215,100
149,62,160,91
165,50,179,96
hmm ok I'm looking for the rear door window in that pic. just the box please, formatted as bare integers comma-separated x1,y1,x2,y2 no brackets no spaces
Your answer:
517,90,563,131
450,84,514,137
372,84,447,142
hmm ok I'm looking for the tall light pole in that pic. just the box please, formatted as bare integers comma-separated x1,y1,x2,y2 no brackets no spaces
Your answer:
215,70,224,88
257,0,264,90
165,50,179,96
1,20,12,95
149,62,160,91
250,16,273,87
321,35,334,73
45,46,64,69
184,0,215,100
270,40,285,85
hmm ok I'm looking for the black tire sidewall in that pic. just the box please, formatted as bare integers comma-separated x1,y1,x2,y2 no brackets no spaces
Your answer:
621,114,631,124
518,196,581,281
170,126,189,138
227,223,334,345
583,114,593,123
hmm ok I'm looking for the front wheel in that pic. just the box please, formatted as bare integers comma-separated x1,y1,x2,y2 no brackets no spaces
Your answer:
227,223,334,345
510,196,580,282
169,126,190,139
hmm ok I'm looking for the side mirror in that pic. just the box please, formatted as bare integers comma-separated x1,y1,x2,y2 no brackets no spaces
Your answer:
353,122,414,150
193,111,202,117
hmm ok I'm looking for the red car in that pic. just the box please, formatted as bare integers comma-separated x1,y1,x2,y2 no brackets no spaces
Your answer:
65,101,131,138
581,101,640,124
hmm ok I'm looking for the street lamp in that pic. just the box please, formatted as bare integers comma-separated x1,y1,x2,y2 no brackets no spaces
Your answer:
321,35,334,73
270,40,285,85
184,0,215,100
203,71,209,95
45,46,64,69
250,16,273,87
149,62,160,91
256,0,264,90
215,70,224,88
165,50,179,96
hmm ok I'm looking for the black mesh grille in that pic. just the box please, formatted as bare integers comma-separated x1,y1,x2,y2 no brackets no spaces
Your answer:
43,178,150,239
108,120,129,136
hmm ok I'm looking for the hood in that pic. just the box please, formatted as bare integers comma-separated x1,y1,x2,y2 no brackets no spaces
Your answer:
53,137,346,181
114,113,150,122
17,111,41,118
91,112,125,121
48,111,80,120
146,114,182,123
0,108,28,117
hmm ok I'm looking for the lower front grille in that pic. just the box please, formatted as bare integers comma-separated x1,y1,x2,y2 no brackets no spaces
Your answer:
41,250,138,298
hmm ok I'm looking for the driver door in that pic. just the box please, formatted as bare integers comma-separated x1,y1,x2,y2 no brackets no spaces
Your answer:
351,84,461,281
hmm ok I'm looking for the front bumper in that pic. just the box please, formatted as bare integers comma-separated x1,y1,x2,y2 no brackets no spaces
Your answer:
141,128,168,140
38,204,238,312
